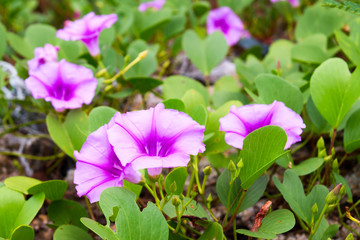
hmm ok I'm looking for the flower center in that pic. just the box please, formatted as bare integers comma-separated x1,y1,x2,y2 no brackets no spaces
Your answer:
213,18,230,33
51,82,74,101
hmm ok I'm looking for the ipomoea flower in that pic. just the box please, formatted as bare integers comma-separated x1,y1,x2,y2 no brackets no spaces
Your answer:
270,0,299,7
219,101,305,149
138,0,165,12
107,103,205,176
74,125,142,203
28,44,59,71
207,7,250,46
57,12,118,56
25,59,98,112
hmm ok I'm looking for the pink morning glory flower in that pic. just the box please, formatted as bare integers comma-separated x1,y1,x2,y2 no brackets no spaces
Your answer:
270,0,299,7
74,125,142,203
138,0,165,12
107,103,205,176
27,44,59,71
219,101,305,149
25,59,98,112
57,12,118,56
207,7,250,46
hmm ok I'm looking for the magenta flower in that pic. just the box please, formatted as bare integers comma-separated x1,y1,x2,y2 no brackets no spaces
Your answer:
270,0,299,7
107,103,205,176
57,12,118,56
28,44,59,71
25,59,98,112
219,101,305,149
138,0,165,12
207,7,250,46
74,125,142,203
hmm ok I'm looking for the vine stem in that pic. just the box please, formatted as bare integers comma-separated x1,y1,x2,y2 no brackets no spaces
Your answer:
309,204,328,240
224,190,247,231
85,197,96,220
0,151,65,161
0,119,45,138
143,182,160,207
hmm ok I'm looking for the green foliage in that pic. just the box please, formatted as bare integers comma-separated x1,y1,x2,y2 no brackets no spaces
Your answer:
0,23,7,59
323,0,360,15
344,109,360,153
162,197,209,220
198,222,223,240
53,225,92,240
292,158,324,176
240,126,287,189
310,58,360,128
48,200,89,229
88,106,117,132
182,30,228,76
164,167,188,195
4,176,41,194
28,180,67,201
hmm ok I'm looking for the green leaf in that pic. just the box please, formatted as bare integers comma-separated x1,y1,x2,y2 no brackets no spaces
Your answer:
0,187,25,238
124,40,158,78
28,180,67,201
182,30,228,75
236,229,276,239
295,3,346,41
240,126,287,189
320,224,339,240
273,170,328,224
255,74,303,114
218,0,254,12
13,192,45,228
292,158,324,176
64,110,90,152
58,40,81,61
198,222,223,240
123,180,143,198
53,225,92,240
344,109,360,153
4,176,41,195
335,30,360,65
162,99,186,112
164,167,188,195
129,77,162,94
212,76,247,108
89,106,117,132
333,172,353,203
48,200,88,229
162,75,209,104
182,89,206,113
0,23,7,59
189,104,208,125
310,58,360,127
162,197,209,220
7,32,33,59
80,218,119,240
306,96,330,133
46,114,75,158
163,14,186,39
10,225,34,240
259,209,295,234
139,9,171,39
217,170,268,214
25,24,57,48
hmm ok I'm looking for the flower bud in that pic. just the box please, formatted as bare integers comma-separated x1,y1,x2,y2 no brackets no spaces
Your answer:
324,155,332,162
340,185,347,197
345,233,354,240
169,181,177,193
207,193,213,203
237,159,244,169
318,149,327,158
326,184,342,204
311,203,318,214
331,147,335,158
138,50,149,60
96,68,108,77
190,190,198,198
179,194,184,201
203,166,212,176
172,196,181,207
332,159,339,171
317,137,325,150
228,160,236,175
326,204,337,214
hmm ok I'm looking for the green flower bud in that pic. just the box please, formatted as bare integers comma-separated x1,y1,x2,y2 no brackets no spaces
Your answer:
317,137,325,150
207,194,213,203
237,159,244,169
331,147,335,158
318,149,327,158
172,196,181,207
340,185,347,197
326,184,342,204
326,204,337,214
332,159,339,171
324,155,332,162
179,194,184,201
312,203,318,214
345,233,354,240
228,160,236,174
169,181,177,193
190,191,198,198
203,166,212,176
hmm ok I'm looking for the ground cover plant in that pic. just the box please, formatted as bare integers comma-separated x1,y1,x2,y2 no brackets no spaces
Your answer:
1,0,360,239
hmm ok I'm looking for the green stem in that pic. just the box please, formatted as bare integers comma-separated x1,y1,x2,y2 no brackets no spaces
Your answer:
144,182,160,207
181,222,201,236
0,151,65,161
348,199,360,212
186,167,195,197
0,119,45,138
222,182,235,226
309,204,328,240
85,197,96,221
224,190,247,231
175,205,182,233
233,219,237,240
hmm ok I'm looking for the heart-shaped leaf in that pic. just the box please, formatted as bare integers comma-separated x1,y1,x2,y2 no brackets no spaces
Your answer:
310,58,360,127
240,126,287,189
89,106,117,132
182,30,228,75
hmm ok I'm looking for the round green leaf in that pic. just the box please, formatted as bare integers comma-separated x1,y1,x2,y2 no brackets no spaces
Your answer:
25,24,57,48
10,225,34,240
162,98,186,112
53,225,92,240
259,209,295,234
89,106,118,132
28,180,67,201
344,109,360,153
292,157,324,176
240,126,287,189
4,176,41,195
48,200,88,229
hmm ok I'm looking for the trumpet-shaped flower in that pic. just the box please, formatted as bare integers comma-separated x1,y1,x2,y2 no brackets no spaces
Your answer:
74,125,142,203
57,12,118,56
25,59,97,112
138,0,165,12
270,0,299,7
28,44,59,71
107,103,205,176
207,7,250,46
219,101,305,149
